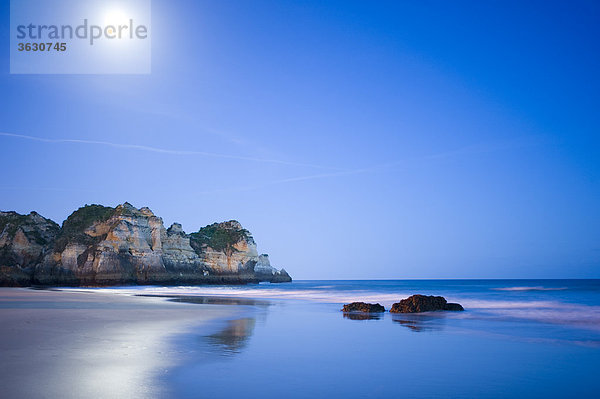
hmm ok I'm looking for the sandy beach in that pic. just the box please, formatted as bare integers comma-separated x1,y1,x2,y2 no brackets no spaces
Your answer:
0,288,238,399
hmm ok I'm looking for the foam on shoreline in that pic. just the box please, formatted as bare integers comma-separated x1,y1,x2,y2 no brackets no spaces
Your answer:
67,285,600,332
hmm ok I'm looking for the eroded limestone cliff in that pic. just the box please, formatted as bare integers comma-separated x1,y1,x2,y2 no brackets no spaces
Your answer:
0,203,291,286
0,211,59,285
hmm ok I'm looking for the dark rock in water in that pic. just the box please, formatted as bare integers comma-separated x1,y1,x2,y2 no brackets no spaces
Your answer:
342,302,385,313
444,302,464,311
390,294,464,313
390,295,446,313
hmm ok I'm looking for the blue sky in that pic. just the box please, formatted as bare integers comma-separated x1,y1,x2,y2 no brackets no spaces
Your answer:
1,0,599,278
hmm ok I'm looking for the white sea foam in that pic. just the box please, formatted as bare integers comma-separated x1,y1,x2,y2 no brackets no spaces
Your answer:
460,298,600,331
64,285,413,308
62,285,600,332
493,286,568,292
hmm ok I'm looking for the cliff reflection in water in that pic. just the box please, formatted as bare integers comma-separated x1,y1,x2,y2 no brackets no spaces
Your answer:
135,294,267,357
206,317,257,355
163,295,268,307
165,295,268,357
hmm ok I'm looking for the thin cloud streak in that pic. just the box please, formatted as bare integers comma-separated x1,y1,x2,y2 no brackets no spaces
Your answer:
0,132,345,171
195,136,538,195
0,133,536,195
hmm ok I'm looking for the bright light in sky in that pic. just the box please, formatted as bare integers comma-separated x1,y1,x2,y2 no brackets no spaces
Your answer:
96,3,150,68
103,8,130,28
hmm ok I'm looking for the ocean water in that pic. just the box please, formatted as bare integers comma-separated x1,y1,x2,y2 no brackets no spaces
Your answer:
120,280,600,398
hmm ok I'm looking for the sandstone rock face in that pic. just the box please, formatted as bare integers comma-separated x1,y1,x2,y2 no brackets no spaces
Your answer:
341,302,386,313
0,203,291,286
254,254,291,282
390,295,464,313
0,211,59,286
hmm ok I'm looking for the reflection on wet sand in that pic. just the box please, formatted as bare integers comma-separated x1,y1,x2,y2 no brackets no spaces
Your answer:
342,312,384,320
391,314,446,332
207,318,257,355
135,294,270,307
135,295,266,358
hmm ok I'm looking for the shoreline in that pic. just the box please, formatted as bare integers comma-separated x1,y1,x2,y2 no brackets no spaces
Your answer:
0,287,241,399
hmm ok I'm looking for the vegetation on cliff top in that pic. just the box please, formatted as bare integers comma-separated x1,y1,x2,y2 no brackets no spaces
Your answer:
0,212,29,238
189,221,250,256
0,212,59,246
54,205,115,252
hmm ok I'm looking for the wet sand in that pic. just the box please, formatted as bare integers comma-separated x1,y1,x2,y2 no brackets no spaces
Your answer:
0,288,238,399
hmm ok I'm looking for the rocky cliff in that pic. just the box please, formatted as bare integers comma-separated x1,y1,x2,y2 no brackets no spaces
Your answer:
0,211,60,285
0,203,291,286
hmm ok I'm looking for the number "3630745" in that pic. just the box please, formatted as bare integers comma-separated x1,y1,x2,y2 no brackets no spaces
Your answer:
17,42,67,52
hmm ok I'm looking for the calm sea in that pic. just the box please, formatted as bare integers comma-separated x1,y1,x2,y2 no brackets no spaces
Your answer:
118,280,600,398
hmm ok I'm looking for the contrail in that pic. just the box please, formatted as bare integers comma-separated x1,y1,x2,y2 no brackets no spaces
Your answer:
195,136,538,195
1,132,536,195
194,163,396,195
0,132,346,171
